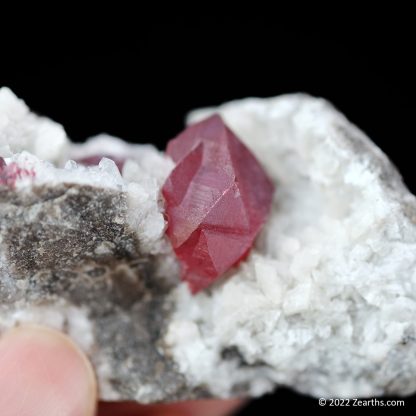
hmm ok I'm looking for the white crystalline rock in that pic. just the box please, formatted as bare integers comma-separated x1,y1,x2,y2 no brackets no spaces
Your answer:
165,95,416,398
0,87,68,164
0,301,94,353
0,86,173,256
70,134,175,254
6,152,125,191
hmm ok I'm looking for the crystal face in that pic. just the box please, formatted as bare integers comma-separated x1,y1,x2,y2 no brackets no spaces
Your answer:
162,114,274,293
76,155,125,172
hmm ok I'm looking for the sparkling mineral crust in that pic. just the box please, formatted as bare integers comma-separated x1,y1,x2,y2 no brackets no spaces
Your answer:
162,115,274,293
3,87,416,403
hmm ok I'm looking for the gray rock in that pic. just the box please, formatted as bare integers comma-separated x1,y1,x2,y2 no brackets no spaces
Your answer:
0,183,194,402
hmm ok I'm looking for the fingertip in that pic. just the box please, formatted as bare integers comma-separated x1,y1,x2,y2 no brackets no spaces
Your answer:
0,325,97,416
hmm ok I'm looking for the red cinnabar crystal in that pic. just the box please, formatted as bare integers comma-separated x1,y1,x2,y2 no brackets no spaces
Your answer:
162,114,274,293
0,158,35,187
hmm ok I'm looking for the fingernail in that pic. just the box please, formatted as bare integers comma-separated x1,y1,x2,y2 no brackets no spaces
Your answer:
0,325,97,416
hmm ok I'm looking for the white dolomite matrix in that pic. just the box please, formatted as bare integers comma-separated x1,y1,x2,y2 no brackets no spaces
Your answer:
1,86,416,401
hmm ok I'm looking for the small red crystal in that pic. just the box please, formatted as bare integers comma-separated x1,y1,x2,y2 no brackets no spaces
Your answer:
76,155,125,172
162,114,274,293
0,158,35,187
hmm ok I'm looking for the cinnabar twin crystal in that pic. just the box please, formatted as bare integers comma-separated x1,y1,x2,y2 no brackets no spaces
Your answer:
162,115,274,293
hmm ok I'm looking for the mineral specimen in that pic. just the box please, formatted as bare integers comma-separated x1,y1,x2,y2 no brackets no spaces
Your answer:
1,87,416,402
162,114,274,293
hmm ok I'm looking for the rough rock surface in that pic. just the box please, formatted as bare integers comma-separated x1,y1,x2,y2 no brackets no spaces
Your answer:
1,87,416,401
